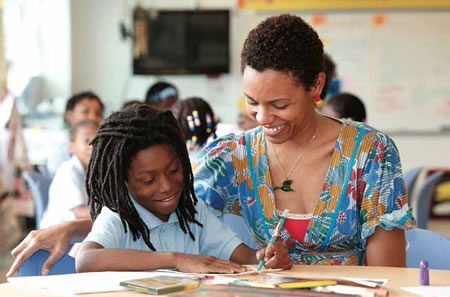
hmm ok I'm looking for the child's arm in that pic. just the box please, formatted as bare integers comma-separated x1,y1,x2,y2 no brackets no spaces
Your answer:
230,242,292,270
76,241,247,273
72,205,91,220
7,219,92,276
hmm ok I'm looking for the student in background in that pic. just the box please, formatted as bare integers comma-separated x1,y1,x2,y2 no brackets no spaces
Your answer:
321,53,338,100
321,92,367,122
75,104,291,273
145,81,178,110
47,91,104,176
121,99,142,110
170,97,217,165
40,120,99,229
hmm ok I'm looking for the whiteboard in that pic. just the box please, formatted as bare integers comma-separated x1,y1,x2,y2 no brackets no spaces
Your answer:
239,11,450,133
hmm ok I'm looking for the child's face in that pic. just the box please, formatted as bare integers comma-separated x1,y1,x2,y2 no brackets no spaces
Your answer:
127,143,184,222
66,98,103,126
69,124,98,169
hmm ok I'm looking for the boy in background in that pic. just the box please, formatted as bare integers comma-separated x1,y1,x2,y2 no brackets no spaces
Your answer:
47,91,104,176
40,119,99,228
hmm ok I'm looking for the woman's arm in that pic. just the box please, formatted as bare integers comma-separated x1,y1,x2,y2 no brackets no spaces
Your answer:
76,241,247,273
365,227,406,267
7,219,92,276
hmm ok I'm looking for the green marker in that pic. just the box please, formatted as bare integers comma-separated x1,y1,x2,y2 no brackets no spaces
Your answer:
257,209,289,271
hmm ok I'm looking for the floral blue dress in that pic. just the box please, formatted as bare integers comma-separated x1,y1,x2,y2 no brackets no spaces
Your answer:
194,121,415,265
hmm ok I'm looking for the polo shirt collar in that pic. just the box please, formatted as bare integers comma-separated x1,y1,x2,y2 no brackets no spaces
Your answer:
129,194,179,230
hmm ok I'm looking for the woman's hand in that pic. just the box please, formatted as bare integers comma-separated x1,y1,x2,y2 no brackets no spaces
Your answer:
174,253,248,274
6,219,92,277
256,241,292,270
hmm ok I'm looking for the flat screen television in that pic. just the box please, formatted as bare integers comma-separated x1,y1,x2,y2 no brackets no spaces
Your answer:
133,9,230,75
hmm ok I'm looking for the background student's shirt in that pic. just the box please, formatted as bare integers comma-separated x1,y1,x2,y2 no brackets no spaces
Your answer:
40,155,87,229
84,198,243,260
46,129,70,177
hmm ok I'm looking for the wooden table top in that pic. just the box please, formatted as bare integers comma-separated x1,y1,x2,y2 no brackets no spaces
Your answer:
1,265,449,297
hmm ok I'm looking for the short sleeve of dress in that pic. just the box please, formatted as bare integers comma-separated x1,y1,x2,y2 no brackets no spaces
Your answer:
360,133,415,247
194,134,239,217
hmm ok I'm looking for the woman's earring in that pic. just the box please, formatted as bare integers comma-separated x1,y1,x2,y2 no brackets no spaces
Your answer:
315,94,323,107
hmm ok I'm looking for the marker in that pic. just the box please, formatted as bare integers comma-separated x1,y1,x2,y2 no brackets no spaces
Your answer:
420,260,429,286
256,209,288,271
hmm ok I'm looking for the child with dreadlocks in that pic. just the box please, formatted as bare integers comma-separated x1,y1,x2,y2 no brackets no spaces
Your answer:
75,104,292,273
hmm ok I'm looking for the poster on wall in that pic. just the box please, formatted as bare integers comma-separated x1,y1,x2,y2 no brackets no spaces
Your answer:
308,12,450,132
238,0,450,10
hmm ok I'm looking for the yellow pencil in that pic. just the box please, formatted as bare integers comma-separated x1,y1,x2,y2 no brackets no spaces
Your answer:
278,280,337,289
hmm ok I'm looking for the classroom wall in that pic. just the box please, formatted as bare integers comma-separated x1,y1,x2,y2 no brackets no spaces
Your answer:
70,0,240,123
3,0,71,102
69,1,450,171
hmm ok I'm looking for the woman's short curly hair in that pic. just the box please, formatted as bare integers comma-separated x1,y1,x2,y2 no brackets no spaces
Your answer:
241,14,324,90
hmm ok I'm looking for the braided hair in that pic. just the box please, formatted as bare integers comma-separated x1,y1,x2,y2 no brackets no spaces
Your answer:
170,97,217,148
86,104,202,251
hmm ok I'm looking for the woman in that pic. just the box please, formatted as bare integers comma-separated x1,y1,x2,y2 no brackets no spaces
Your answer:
7,14,413,277
194,14,413,266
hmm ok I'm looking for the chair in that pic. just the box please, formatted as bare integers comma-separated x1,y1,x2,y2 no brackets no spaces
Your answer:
403,167,423,206
415,171,445,229
22,165,53,229
17,243,76,276
405,228,450,270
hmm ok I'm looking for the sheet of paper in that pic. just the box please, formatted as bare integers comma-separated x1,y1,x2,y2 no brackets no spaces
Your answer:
401,286,450,297
265,273,389,287
8,271,180,295
156,267,281,277
339,277,389,287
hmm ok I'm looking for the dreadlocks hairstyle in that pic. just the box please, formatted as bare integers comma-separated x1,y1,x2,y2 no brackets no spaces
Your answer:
241,14,324,91
86,104,202,251
170,97,217,149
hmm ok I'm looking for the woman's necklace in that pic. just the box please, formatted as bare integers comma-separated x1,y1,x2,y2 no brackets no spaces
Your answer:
271,123,318,192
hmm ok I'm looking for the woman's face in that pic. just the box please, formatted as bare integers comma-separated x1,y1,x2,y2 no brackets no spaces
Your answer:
242,66,322,144
126,143,184,222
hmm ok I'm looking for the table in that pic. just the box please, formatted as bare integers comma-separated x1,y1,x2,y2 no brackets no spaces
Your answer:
1,265,450,297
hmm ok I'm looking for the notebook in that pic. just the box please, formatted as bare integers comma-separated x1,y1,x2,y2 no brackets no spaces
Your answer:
120,275,200,295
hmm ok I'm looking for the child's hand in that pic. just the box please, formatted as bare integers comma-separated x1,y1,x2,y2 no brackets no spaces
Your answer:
256,242,292,270
7,222,75,277
174,253,248,274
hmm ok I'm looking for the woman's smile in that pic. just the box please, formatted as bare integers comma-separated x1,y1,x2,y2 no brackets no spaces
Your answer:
262,124,287,137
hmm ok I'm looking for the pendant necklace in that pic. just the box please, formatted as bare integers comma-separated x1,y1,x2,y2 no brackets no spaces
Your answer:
272,122,318,192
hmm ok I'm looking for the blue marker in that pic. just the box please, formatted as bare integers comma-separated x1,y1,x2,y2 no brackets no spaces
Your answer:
257,209,289,271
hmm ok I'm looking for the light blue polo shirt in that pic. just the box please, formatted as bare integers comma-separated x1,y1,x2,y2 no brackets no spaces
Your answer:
84,198,243,260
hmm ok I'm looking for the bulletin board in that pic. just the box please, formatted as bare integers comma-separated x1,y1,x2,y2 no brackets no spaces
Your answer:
238,0,450,10
241,11,450,133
